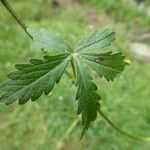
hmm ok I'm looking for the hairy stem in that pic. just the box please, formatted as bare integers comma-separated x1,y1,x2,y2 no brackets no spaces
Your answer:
98,110,150,142
0,0,33,40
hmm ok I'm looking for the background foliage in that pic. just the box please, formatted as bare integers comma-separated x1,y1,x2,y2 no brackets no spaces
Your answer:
0,0,150,149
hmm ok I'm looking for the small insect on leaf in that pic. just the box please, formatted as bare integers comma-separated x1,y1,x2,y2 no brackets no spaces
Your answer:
95,57,105,63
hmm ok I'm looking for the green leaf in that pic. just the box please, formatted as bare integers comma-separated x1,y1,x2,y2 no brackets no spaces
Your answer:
27,28,71,53
75,28,115,53
0,54,70,105
80,52,127,81
0,27,128,138
74,57,101,137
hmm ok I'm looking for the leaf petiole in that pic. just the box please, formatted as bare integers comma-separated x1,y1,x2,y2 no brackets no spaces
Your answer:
98,110,150,142
0,0,33,40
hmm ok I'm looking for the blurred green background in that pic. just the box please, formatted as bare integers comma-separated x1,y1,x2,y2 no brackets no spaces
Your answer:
0,0,150,149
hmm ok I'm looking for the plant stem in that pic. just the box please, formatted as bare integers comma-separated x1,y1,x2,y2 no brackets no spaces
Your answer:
98,110,150,142
65,70,75,84
0,0,33,40
71,58,76,78
61,117,80,141
1,0,75,81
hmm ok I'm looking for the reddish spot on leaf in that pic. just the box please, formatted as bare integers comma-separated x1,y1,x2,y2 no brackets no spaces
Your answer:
95,57,105,63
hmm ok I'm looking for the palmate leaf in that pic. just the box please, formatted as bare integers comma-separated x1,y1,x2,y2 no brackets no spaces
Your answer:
27,28,71,53
75,57,101,137
0,53,70,105
0,27,127,138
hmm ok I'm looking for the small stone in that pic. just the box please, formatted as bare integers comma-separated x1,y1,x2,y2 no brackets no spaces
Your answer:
130,42,150,62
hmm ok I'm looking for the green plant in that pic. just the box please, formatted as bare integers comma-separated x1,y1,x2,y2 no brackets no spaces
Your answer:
0,26,126,136
0,0,150,141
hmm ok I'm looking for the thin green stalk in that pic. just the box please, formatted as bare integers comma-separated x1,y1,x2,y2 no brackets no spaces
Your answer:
0,0,33,40
56,117,80,149
65,70,75,84
98,110,150,142
0,0,74,80
71,58,76,78
59,70,150,142
61,117,80,141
